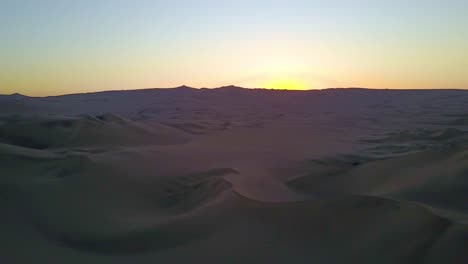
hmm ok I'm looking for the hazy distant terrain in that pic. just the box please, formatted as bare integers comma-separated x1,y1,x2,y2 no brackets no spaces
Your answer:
2,86,468,263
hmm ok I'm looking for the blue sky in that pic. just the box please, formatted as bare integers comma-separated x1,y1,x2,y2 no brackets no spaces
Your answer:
1,0,467,95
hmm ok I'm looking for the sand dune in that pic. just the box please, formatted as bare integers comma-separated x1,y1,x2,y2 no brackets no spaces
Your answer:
1,87,468,263
287,147,468,221
0,113,189,149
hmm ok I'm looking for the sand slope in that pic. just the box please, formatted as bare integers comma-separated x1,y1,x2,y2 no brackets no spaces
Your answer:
0,113,189,149
1,87,468,263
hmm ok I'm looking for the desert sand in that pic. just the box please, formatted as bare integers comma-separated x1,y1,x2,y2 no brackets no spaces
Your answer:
1,86,468,263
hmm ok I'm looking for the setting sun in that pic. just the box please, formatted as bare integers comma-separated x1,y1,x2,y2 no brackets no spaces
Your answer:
264,78,309,90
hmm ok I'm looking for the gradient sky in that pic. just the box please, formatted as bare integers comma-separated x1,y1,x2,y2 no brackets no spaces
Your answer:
1,0,467,96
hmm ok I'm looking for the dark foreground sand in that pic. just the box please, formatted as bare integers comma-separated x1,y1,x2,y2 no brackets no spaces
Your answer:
1,87,468,263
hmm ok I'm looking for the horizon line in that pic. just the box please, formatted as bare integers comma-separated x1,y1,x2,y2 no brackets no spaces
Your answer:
2,85,468,98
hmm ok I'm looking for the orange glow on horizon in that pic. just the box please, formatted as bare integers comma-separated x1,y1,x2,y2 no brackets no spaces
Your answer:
263,78,310,90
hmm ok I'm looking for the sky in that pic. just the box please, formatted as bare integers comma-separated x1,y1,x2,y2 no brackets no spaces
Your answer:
1,0,467,96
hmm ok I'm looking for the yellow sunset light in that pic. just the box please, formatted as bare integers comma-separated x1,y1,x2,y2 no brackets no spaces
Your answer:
264,78,309,90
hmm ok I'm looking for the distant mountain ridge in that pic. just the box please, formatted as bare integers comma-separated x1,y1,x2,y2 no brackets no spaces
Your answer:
1,86,468,98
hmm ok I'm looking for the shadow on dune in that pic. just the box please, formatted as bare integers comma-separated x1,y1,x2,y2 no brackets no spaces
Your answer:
43,168,236,254
286,146,468,223
0,114,190,149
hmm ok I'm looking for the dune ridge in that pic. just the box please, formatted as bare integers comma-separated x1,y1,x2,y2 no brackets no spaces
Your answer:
0,114,190,149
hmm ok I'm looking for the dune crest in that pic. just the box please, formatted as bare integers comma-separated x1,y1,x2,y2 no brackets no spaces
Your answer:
0,114,190,149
